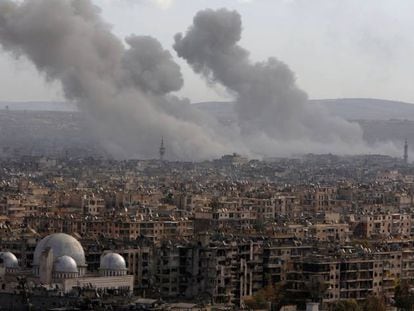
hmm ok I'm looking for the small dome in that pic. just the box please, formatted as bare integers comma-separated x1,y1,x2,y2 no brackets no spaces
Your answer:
0,252,18,268
33,233,86,266
53,256,78,273
100,253,127,271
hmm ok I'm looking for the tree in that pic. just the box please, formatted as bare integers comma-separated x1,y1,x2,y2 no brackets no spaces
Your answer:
395,280,414,310
244,284,286,310
332,299,361,311
305,276,329,303
363,295,386,311
244,290,268,310
161,192,174,205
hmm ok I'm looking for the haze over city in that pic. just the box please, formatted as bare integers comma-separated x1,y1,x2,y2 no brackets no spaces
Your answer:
1,0,412,160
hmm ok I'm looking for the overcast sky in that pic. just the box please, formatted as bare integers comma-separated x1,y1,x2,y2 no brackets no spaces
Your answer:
1,0,414,103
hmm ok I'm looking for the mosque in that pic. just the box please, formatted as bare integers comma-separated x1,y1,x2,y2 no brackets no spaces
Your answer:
0,233,134,294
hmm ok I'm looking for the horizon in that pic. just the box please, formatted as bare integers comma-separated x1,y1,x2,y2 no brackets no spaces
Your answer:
0,96,414,105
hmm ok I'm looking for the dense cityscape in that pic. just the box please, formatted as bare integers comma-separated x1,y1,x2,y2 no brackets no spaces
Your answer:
0,150,412,310
1,0,414,310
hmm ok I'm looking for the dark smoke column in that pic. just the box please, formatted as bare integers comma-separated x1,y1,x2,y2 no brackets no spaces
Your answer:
174,9,365,151
0,0,236,160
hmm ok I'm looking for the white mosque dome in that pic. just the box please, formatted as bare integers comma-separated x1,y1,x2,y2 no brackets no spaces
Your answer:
53,256,78,274
100,253,127,271
0,252,18,268
33,233,86,266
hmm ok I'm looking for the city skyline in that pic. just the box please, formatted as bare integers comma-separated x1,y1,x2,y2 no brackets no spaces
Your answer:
1,2,414,310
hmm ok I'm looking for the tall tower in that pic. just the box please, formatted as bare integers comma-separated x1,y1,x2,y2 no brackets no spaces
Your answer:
404,139,408,164
159,137,166,161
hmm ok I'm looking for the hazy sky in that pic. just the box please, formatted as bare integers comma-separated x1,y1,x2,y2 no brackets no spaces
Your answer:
1,0,414,103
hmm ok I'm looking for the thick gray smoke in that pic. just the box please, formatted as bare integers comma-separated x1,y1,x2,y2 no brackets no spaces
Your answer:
0,0,239,160
174,9,398,156
122,35,183,95
0,2,398,159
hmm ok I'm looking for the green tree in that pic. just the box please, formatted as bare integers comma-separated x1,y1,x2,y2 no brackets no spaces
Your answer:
395,280,414,310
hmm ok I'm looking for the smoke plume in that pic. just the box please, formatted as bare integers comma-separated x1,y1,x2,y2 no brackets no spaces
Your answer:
174,8,394,156
0,0,238,159
0,2,398,159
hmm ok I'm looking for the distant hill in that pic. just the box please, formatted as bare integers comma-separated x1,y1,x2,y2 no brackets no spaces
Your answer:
1,98,414,120
0,101,76,112
194,98,414,121
193,99,414,150
313,98,414,121
0,98,412,157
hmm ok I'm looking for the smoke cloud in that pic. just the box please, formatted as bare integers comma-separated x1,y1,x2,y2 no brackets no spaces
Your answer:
0,0,239,159
0,2,399,159
173,8,379,155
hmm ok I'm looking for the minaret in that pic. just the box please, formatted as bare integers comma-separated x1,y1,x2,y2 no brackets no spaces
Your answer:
404,139,408,164
159,137,166,161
